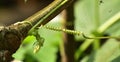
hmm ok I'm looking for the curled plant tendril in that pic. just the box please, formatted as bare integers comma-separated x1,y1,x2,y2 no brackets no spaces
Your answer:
41,25,81,35
32,28,44,53
41,25,120,39
33,37,44,53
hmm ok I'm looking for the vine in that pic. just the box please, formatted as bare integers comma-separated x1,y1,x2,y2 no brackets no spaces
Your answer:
40,25,120,39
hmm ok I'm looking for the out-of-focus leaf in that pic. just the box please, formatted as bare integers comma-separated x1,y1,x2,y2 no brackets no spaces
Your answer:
75,0,95,34
74,0,120,61
74,0,120,37
81,39,120,62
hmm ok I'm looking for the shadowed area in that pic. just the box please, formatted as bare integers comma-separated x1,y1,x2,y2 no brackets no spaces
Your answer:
0,0,53,25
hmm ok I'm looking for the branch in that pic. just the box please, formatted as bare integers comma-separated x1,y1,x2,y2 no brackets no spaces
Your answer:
0,0,73,62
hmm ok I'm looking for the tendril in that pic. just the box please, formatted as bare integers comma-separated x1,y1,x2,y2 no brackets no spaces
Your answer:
32,28,44,53
41,25,120,39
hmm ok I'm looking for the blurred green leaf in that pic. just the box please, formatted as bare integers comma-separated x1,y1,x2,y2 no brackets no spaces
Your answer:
74,0,120,61
81,39,120,62
75,0,120,36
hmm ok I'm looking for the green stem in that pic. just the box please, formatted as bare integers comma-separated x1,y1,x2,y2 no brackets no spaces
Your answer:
75,39,94,60
27,0,62,34
97,11,120,33
93,0,100,50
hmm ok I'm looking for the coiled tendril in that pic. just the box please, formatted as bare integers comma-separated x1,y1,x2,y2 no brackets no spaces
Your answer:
40,25,120,39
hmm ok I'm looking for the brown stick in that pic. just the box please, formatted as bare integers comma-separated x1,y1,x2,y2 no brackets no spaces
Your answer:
0,0,73,62
62,0,77,62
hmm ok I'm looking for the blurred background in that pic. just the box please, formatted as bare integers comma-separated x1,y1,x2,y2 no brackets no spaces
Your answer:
0,0,53,25
0,0,120,62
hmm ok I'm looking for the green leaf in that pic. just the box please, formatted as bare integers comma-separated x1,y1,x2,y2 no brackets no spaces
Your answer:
81,39,120,62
